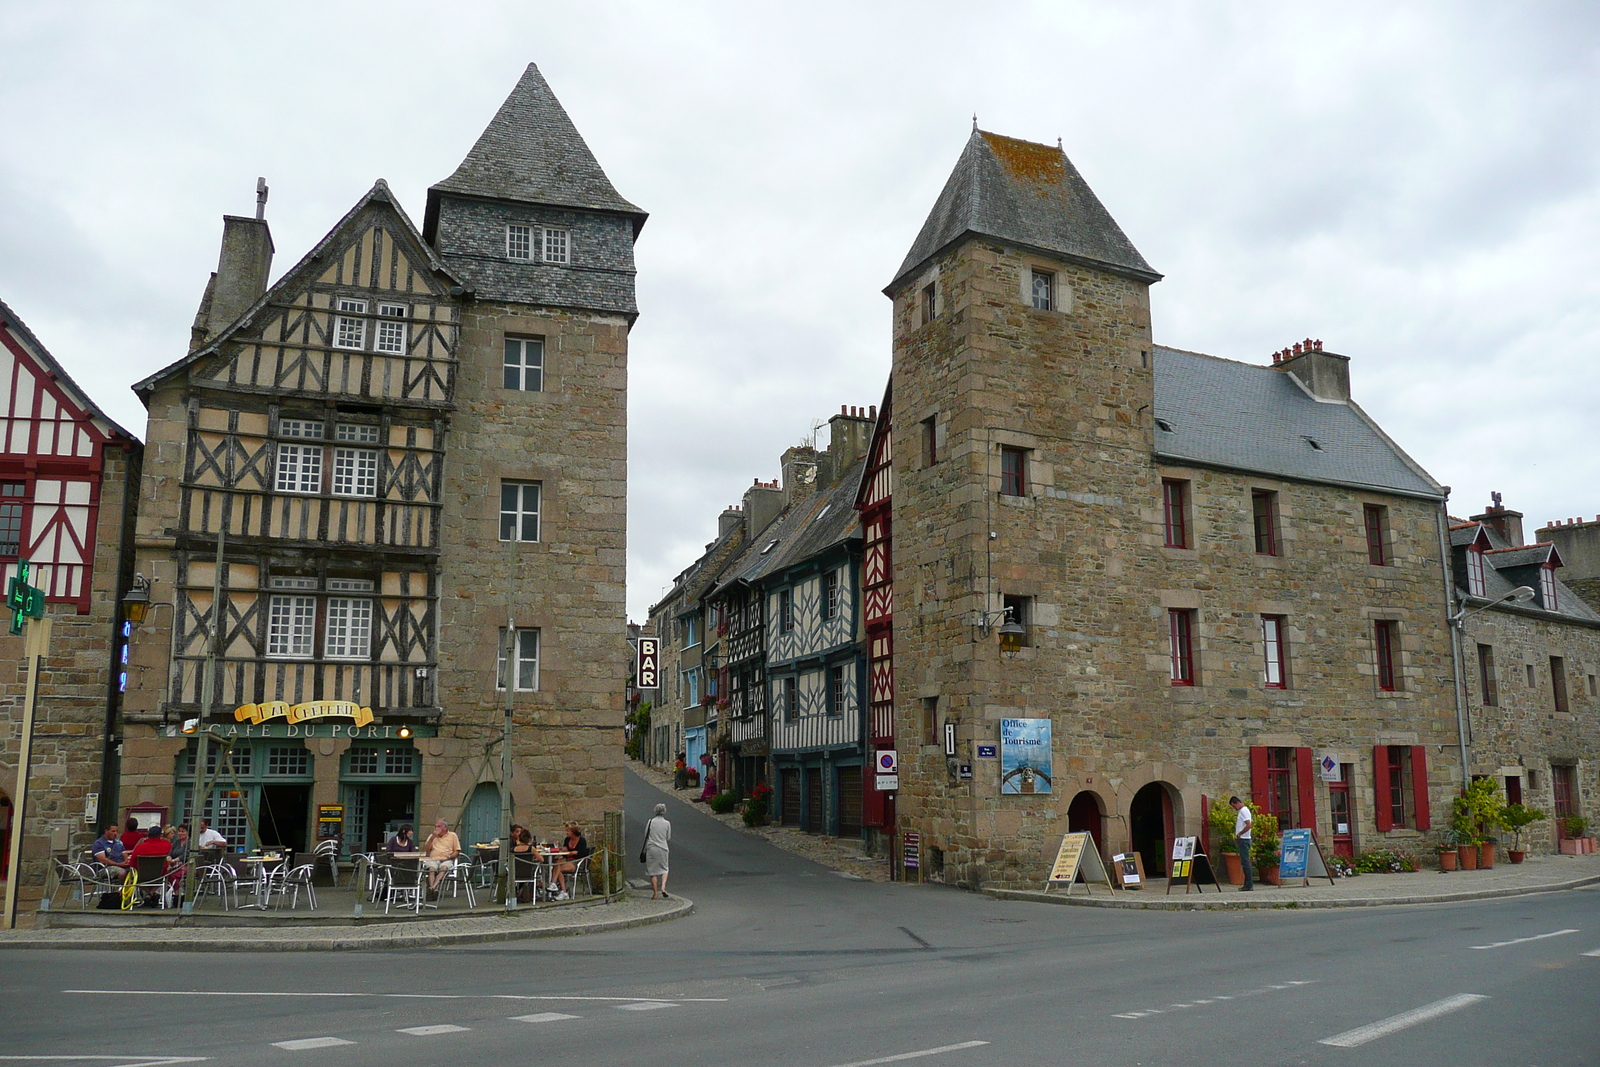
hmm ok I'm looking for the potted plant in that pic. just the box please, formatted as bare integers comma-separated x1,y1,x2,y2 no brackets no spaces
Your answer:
1560,815,1590,855
742,783,773,827
1436,829,1460,872
1500,803,1546,863
1252,812,1282,886
1209,800,1243,885
1451,795,1480,869
1467,778,1505,868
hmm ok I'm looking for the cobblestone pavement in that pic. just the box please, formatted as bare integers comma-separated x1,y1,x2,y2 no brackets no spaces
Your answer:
629,759,891,882
0,889,691,950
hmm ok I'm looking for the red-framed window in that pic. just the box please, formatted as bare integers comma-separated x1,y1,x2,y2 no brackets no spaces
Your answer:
0,481,25,558
1372,745,1431,832
1249,746,1316,830
1168,609,1196,685
1252,490,1280,556
1466,547,1486,597
1162,479,1189,549
1552,764,1577,821
1000,447,1027,497
1539,565,1559,610
1374,620,1398,691
1261,615,1288,688
1477,643,1497,706
1363,504,1388,565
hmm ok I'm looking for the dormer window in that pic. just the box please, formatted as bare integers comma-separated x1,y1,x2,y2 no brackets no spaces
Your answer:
1539,564,1559,610
542,228,570,264
1466,546,1486,597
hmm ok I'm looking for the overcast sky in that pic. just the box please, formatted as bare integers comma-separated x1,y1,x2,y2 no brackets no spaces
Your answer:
3,3,1598,622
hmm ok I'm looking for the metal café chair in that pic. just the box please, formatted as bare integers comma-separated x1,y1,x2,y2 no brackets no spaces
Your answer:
53,857,95,909
438,858,477,908
273,863,318,910
132,855,172,909
193,849,238,910
474,845,500,888
312,838,341,886
566,855,593,899
382,856,426,914
511,853,547,904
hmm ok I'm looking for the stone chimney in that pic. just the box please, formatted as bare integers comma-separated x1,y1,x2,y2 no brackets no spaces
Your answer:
1472,492,1525,548
190,183,275,352
1271,339,1350,402
741,479,784,538
781,445,820,505
1535,513,1600,581
718,505,744,539
823,404,876,483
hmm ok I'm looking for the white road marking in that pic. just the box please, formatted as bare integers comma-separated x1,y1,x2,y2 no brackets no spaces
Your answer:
270,1038,354,1051
396,1025,469,1036
1470,928,1578,950
65,989,725,1003
0,1059,209,1065
615,1001,677,1011
509,1013,580,1023
1113,980,1315,1019
1584,948,1600,958
824,1041,990,1067
1318,994,1489,1048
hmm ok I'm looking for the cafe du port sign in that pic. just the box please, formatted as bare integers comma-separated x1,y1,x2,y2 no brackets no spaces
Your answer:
234,700,375,727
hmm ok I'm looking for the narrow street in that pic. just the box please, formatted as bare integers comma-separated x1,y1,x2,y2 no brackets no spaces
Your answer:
3,768,1596,1066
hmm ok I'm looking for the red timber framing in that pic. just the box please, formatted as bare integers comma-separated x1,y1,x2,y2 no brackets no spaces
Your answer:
854,380,894,832
0,300,135,612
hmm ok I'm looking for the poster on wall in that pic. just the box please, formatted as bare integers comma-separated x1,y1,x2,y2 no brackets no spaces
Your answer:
999,718,1053,794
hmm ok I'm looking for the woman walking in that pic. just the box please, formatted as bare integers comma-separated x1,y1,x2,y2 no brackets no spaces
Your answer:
643,803,672,899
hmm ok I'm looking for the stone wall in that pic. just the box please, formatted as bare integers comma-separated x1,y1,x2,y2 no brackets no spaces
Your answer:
1460,606,1600,852
887,237,1458,889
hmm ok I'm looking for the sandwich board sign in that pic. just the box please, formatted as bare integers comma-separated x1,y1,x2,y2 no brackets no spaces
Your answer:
1111,851,1146,889
1044,831,1112,896
1166,835,1204,894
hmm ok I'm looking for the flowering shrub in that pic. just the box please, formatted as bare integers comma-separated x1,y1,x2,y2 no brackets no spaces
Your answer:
1326,853,1358,878
743,783,773,827
1353,847,1419,874
708,790,740,814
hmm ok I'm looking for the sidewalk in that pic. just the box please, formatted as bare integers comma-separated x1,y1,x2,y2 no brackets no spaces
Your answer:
0,890,691,951
988,851,1600,910
630,759,891,882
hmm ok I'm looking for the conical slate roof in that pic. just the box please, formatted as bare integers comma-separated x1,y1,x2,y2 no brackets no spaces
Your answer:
425,63,645,238
888,129,1158,293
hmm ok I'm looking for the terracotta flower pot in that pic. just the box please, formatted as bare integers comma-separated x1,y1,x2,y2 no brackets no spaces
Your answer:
1438,849,1458,872
1459,844,1479,870
1261,864,1281,887
1508,850,1525,864
1586,838,1597,854
1479,842,1496,868
1560,839,1580,855
1222,851,1244,886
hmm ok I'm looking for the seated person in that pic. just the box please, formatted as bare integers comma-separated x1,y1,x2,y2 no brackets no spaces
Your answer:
420,819,461,891
195,818,227,851
128,824,173,905
511,827,537,903
384,824,415,853
91,824,127,871
167,824,191,865
119,817,146,855
551,823,591,899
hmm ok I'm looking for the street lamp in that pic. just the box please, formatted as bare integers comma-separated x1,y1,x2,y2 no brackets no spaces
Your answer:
1447,585,1536,787
975,605,1027,654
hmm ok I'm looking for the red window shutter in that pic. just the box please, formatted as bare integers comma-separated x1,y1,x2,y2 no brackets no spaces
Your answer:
1295,747,1316,831
1410,745,1431,831
1249,746,1270,811
1373,745,1393,832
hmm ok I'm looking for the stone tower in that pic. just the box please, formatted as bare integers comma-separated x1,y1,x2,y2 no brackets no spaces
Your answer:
425,64,646,831
884,129,1161,887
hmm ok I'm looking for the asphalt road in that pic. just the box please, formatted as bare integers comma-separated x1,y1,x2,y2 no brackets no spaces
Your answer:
3,766,1597,1066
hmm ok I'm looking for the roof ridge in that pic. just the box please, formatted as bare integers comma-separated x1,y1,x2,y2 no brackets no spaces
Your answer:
0,296,138,442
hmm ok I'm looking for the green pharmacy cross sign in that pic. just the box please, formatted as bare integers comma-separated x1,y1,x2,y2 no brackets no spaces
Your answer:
7,559,45,635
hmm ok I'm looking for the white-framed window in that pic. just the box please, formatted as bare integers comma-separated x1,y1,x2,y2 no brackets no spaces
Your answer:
335,423,380,443
1466,547,1487,597
1539,565,1559,610
1030,269,1054,311
276,443,323,494
374,303,408,354
270,576,318,592
542,228,570,263
324,598,372,659
822,569,841,620
495,627,540,691
499,481,541,542
503,337,544,392
332,448,379,497
267,595,316,657
507,225,533,261
335,298,367,350
279,419,324,439
827,664,847,717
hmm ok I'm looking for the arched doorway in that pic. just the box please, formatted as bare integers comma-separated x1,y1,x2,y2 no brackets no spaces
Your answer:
460,781,502,847
1067,791,1105,856
1129,782,1175,877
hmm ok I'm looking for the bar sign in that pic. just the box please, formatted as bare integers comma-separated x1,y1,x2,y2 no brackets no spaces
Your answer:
636,638,659,689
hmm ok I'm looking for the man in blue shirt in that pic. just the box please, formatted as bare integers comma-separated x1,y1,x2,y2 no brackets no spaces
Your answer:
91,824,127,869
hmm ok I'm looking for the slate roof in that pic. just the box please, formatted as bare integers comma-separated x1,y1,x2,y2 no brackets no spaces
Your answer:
1151,346,1445,499
712,458,868,597
1451,522,1600,624
0,296,138,442
889,129,1159,294
424,63,646,240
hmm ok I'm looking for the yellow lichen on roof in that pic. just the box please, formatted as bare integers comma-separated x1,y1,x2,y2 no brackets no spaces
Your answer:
981,131,1064,188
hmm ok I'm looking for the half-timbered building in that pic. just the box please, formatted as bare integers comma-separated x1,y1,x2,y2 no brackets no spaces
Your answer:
855,383,895,851
118,64,642,854
0,296,141,903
